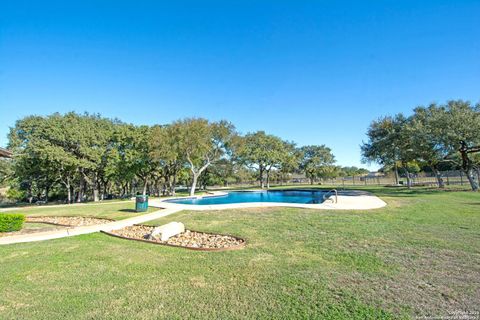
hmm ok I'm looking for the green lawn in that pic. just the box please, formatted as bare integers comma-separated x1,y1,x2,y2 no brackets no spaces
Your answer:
0,187,479,319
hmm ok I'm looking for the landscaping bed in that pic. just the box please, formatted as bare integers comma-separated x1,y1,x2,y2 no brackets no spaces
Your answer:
26,216,113,227
104,225,246,251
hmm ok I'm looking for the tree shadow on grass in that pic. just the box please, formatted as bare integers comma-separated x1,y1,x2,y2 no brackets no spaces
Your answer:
119,209,137,213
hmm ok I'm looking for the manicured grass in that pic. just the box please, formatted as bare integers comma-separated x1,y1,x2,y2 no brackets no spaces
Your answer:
0,187,479,319
0,201,157,221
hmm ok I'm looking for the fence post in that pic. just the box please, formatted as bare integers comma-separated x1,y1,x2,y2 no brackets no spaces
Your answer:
460,171,463,186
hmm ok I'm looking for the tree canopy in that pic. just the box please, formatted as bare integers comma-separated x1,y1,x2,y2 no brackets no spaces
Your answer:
362,100,480,191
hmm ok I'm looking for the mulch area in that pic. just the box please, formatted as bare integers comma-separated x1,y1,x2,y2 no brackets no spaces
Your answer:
107,225,245,250
26,216,113,227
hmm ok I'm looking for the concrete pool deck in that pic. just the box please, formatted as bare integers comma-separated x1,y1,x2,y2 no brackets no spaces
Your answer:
150,190,387,211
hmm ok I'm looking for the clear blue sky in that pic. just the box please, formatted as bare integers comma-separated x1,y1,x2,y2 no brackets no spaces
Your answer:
1,1,479,169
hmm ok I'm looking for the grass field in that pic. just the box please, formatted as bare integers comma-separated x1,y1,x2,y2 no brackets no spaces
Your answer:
0,187,479,319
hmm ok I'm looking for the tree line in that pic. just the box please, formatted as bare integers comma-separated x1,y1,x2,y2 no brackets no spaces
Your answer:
4,112,355,203
361,100,480,191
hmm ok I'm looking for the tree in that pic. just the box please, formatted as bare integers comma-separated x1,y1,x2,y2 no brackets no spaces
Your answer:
361,114,410,186
233,131,293,189
341,166,369,184
198,158,237,188
276,144,299,185
8,112,123,202
0,158,13,186
433,100,480,191
410,104,447,188
298,145,336,185
175,118,235,196
395,115,418,188
150,124,185,196
8,115,71,202
111,124,158,196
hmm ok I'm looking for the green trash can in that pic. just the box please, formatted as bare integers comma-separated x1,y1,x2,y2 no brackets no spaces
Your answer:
135,195,149,212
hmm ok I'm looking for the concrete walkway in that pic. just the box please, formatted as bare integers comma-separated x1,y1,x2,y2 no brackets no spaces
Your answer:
0,206,181,245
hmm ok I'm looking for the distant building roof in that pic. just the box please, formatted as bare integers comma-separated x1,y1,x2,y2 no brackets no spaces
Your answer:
0,147,13,158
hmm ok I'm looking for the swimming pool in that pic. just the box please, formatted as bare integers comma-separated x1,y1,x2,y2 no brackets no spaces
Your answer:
166,190,327,205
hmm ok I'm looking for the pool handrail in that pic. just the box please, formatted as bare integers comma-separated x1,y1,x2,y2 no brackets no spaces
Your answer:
323,189,338,203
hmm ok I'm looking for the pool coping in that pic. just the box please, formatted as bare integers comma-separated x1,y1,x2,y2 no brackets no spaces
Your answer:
149,190,387,211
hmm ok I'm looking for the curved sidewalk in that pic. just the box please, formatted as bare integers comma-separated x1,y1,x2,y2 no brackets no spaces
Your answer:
0,206,181,246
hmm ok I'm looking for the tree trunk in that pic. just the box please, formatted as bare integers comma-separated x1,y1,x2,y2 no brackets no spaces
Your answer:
90,175,99,202
431,166,445,188
310,177,314,185
404,168,412,189
83,171,99,202
92,173,99,202
266,170,270,189
465,168,479,191
77,174,84,203
259,167,265,189
393,163,400,185
190,174,198,196
93,188,99,202
187,156,210,196
171,174,177,196
142,178,148,196
103,182,108,200
62,176,71,203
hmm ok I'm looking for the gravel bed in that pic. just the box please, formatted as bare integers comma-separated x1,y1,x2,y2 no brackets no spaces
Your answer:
26,216,113,227
109,225,245,249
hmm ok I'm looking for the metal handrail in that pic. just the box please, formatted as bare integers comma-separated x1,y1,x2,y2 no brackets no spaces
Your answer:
323,189,338,203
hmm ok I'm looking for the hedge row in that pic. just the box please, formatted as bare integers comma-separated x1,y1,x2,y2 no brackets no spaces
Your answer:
0,213,25,232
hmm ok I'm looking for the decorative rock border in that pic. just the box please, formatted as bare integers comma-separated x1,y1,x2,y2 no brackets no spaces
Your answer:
101,225,246,252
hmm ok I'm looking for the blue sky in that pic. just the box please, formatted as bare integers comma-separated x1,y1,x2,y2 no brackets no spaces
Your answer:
1,1,479,168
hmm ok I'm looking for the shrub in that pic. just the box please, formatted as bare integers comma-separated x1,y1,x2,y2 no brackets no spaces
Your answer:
0,213,25,232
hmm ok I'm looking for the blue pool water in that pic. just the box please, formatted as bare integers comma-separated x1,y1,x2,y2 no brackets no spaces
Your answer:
166,190,326,205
